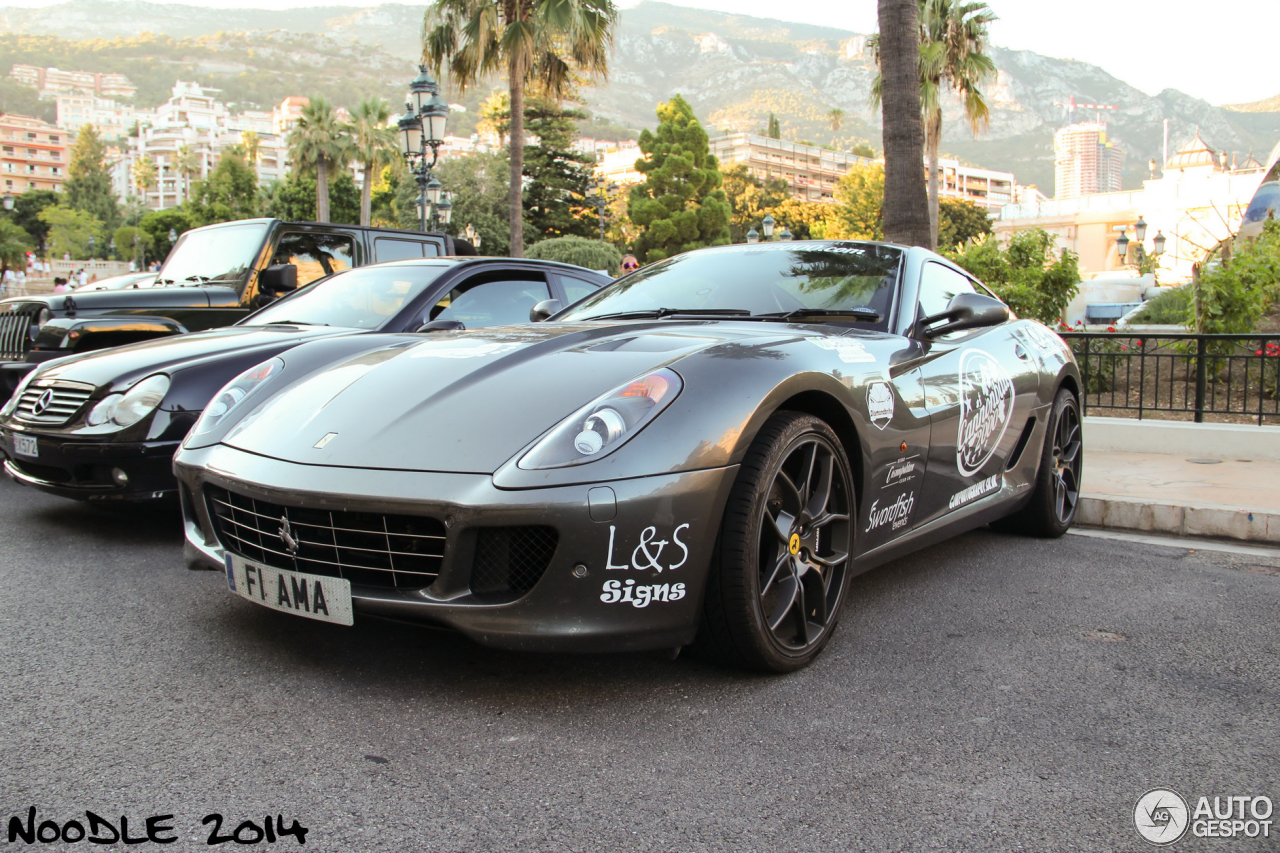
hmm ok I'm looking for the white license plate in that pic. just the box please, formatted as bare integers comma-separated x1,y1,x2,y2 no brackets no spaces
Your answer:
225,554,353,626
12,434,37,458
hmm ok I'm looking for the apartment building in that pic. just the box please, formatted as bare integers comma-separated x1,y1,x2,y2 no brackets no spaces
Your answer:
934,157,1016,211
709,132,876,202
0,114,67,195
1054,122,1123,199
10,64,136,98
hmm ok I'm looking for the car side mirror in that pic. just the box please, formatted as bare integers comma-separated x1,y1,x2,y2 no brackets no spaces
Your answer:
529,299,562,322
919,292,1009,339
416,319,466,332
259,263,298,295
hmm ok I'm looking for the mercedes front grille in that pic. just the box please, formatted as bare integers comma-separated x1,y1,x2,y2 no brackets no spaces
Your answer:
14,380,95,426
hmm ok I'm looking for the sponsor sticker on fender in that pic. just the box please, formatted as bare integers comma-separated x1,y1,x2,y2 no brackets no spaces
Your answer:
808,337,876,364
949,474,999,509
865,490,915,533
956,349,1014,477
866,381,894,429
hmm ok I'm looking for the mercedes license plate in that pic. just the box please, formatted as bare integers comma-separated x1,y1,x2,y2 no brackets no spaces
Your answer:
225,554,353,626
13,434,37,458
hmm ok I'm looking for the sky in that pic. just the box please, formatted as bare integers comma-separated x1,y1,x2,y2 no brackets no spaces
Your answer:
2,0,1273,105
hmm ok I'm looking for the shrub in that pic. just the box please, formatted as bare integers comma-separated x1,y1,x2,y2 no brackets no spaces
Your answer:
943,229,1080,325
526,235,623,276
1128,286,1190,325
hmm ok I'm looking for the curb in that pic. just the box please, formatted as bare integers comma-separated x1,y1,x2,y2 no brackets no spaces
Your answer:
1078,494,1280,543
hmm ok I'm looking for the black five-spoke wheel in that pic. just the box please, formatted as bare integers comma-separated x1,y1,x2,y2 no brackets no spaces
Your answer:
695,412,855,672
1050,397,1081,525
992,388,1082,538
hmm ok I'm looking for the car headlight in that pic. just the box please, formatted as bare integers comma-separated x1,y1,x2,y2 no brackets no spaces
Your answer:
90,373,170,427
189,357,283,440
518,368,682,470
36,307,52,328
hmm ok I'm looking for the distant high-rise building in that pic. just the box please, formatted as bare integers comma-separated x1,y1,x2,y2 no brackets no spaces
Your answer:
1054,122,1122,199
0,114,67,195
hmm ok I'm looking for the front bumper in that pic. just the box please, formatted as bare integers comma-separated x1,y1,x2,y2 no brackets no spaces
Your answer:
176,444,739,654
0,427,181,500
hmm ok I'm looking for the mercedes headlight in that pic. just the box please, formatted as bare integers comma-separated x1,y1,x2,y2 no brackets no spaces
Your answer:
518,368,682,469
189,357,283,440
86,373,170,428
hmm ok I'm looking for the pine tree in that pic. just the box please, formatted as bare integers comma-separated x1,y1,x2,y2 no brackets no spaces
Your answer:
627,95,730,263
767,113,781,140
522,98,596,245
64,125,119,231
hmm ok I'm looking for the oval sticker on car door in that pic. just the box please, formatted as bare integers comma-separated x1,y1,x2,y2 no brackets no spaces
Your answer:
956,349,1014,477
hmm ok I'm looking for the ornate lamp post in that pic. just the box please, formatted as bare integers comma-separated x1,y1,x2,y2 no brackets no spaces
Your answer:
87,235,95,260
761,214,775,240
463,223,481,250
398,66,449,233
584,177,619,242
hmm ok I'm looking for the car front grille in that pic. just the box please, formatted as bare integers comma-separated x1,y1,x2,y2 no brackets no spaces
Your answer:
0,302,41,361
13,380,95,426
206,485,447,590
470,526,558,601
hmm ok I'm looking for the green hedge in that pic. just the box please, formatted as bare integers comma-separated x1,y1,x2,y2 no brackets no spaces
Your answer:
526,236,622,276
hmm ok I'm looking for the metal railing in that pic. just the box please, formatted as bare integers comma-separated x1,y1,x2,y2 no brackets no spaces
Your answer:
1060,332,1280,425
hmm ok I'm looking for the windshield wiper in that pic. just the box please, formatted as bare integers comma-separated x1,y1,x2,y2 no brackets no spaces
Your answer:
156,278,175,285
584,308,753,321
263,320,329,326
759,307,882,323
180,275,211,287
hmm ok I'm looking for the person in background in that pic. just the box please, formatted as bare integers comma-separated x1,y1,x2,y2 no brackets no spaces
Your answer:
620,254,639,274
52,277,67,294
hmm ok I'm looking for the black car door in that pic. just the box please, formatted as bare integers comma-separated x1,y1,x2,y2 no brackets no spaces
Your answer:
911,262,1040,528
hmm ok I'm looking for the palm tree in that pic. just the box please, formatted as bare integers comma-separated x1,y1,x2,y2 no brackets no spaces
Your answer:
132,156,158,199
175,143,202,202
829,108,845,133
350,98,397,226
872,0,996,248
872,0,931,247
240,130,262,174
424,0,618,257
288,97,353,223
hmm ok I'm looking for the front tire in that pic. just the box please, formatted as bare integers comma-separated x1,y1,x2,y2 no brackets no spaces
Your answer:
694,412,855,672
994,388,1082,538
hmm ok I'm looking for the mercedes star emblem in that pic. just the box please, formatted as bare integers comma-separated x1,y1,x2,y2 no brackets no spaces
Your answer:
30,389,54,417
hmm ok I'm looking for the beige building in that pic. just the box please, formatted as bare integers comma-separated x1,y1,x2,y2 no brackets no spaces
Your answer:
995,131,1267,285
10,64,135,99
0,114,67,195
709,132,876,202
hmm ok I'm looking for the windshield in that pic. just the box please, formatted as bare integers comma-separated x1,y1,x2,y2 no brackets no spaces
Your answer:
246,263,449,329
158,222,270,287
1243,182,1280,225
558,242,903,328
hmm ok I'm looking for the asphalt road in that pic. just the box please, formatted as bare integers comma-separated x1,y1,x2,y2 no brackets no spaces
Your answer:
1,477,1277,853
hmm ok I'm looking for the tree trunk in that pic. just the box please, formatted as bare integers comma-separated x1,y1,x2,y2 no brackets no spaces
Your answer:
508,55,525,258
877,0,931,248
926,110,941,250
316,157,330,223
360,163,373,226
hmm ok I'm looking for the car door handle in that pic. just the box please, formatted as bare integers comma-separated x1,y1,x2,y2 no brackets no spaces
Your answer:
1014,344,1030,360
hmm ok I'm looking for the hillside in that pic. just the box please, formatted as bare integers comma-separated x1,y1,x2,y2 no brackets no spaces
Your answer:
0,0,1276,196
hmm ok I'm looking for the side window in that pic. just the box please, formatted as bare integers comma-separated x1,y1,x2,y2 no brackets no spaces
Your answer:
272,232,355,287
556,274,602,306
375,238,425,263
917,262,977,319
428,276,552,328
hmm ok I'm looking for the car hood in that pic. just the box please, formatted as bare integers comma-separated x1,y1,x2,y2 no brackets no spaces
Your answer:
223,322,782,473
35,325,351,391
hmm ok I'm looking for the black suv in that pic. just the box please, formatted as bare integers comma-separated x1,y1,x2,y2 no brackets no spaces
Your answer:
0,218,458,393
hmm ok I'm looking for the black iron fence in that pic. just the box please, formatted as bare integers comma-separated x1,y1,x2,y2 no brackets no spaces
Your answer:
1059,332,1280,425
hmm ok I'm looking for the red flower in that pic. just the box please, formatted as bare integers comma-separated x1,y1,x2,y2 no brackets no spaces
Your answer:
1107,325,1116,333
1135,339,1144,347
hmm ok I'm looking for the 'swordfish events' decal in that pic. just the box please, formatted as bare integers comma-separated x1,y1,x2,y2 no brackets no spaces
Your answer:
866,381,894,429
866,491,915,533
957,349,1014,477
601,579,687,607
949,474,1000,509
606,524,690,572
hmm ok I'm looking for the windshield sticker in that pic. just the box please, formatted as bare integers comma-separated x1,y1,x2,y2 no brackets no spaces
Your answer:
605,523,691,573
867,381,894,428
809,337,876,364
865,490,915,533
950,474,1000,510
408,340,526,360
601,580,687,607
957,349,1014,477
884,454,919,489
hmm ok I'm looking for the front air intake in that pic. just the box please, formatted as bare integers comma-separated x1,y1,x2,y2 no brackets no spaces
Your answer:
469,526,558,601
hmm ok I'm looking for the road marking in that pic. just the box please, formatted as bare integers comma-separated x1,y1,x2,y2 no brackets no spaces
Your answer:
1069,527,1280,558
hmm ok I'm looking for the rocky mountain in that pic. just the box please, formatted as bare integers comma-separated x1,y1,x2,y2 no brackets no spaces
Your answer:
0,0,1277,196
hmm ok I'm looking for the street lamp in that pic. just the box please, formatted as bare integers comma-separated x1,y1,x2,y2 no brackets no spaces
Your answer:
463,223,481,250
1115,229,1130,263
436,194,453,229
109,238,116,259
746,226,760,244
584,177,619,242
87,235,95,260
399,65,449,233
762,214,775,240
1,193,14,212
778,226,793,241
